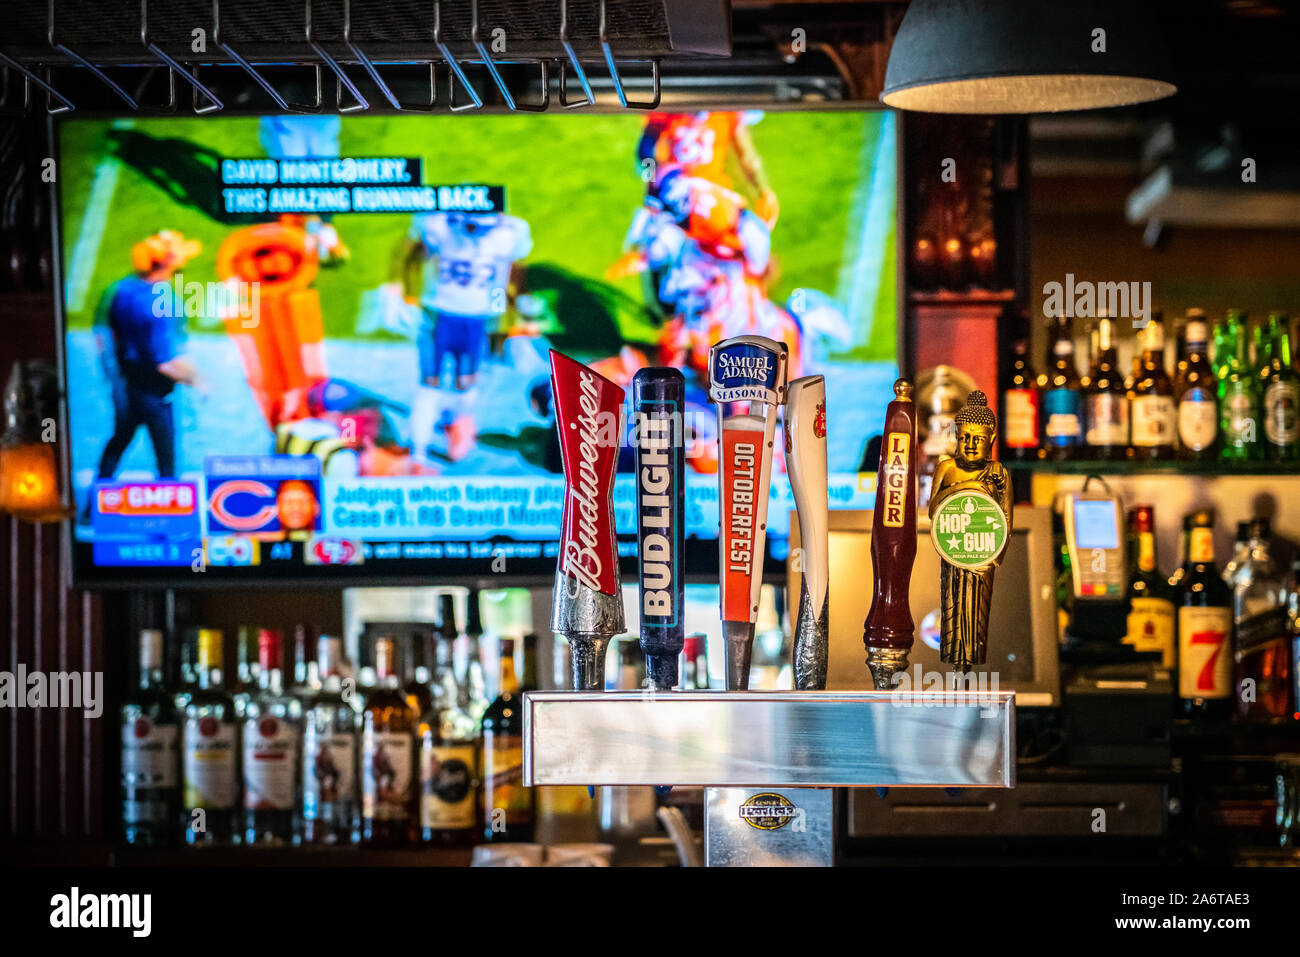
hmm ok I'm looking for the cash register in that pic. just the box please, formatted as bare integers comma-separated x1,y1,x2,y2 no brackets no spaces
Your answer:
1058,478,1173,766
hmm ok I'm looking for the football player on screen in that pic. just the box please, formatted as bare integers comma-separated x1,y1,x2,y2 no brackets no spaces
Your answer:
381,210,532,463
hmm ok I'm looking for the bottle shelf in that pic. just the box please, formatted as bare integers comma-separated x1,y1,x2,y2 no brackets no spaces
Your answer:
1007,458,1300,477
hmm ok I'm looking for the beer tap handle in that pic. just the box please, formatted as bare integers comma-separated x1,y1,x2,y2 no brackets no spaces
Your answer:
785,375,829,690
709,335,789,691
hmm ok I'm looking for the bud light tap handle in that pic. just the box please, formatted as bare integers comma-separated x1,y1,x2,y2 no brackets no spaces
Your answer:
548,350,626,691
708,335,789,691
633,367,687,691
785,375,829,690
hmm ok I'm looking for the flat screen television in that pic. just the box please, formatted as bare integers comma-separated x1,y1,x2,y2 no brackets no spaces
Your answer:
57,108,900,585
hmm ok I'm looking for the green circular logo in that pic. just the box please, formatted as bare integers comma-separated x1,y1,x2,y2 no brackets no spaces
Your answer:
930,488,1008,570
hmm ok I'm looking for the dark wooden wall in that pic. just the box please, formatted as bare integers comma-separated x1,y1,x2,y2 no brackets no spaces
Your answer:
1,100,105,847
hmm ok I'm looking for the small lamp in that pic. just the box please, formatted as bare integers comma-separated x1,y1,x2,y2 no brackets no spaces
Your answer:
0,360,71,523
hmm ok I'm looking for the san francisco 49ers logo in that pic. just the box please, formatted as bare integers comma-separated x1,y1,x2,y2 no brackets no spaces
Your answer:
813,401,826,439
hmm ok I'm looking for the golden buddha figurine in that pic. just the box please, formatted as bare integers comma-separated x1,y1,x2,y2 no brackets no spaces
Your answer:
927,390,1013,672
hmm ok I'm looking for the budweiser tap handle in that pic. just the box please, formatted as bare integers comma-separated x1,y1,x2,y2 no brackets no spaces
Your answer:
863,378,919,689
633,367,686,691
548,350,626,691
708,335,789,691
785,375,829,690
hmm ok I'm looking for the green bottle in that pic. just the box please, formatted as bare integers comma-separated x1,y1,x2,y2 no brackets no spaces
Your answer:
1219,315,1261,461
1261,312,1299,461
1211,319,1230,381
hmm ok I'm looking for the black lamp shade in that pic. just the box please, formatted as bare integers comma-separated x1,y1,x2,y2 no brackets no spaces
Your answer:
882,0,1176,114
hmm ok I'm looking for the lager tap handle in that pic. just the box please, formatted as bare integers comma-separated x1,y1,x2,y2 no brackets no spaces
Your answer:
785,375,829,690
863,378,919,689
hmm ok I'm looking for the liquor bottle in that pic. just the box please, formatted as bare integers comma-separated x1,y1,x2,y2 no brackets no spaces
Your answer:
1083,315,1130,460
182,629,239,846
1222,521,1253,589
1003,338,1040,461
230,625,261,720
404,629,435,720
682,633,709,690
460,593,490,726
1289,558,1300,721
302,636,359,845
1219,312,1261,461
290,624,320,703
1131,313,1176,460
1175,309,1219,461
360,637,417,846
122,628,180,846
1040,313,1083,459
1260,312,1300,461
174,629,198,712
1124,507,1176,668
419,636,478,846
1233,518,1292,721
1211,318,1230,380
481,637,534,842
616,636,646,690
1176,510,1233,719
242,629,302,846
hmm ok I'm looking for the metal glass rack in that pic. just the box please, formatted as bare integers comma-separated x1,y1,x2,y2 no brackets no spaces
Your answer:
0,0,731,115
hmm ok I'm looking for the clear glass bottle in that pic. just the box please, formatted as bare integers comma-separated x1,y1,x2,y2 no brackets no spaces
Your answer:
1233,518,1292,721
182,629,239,846
460,592,490,726
122,628,180,846
302,636,359,845
242,629,303,846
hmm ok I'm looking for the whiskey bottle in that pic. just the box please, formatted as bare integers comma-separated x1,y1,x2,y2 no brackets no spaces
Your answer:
1175,309,1219,461
1003,338,1040,461
1233,518,1292,721
1083,315,1130,460
361,637,417,846
481,637,534,843
1040,313,1083,459
1131,313,1176,460
182,629,239,845
419,635,478,846
1124,507,1176,668
682,633,709,690
1176,510,1233,719
122,628,180,846
302,636,359,845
